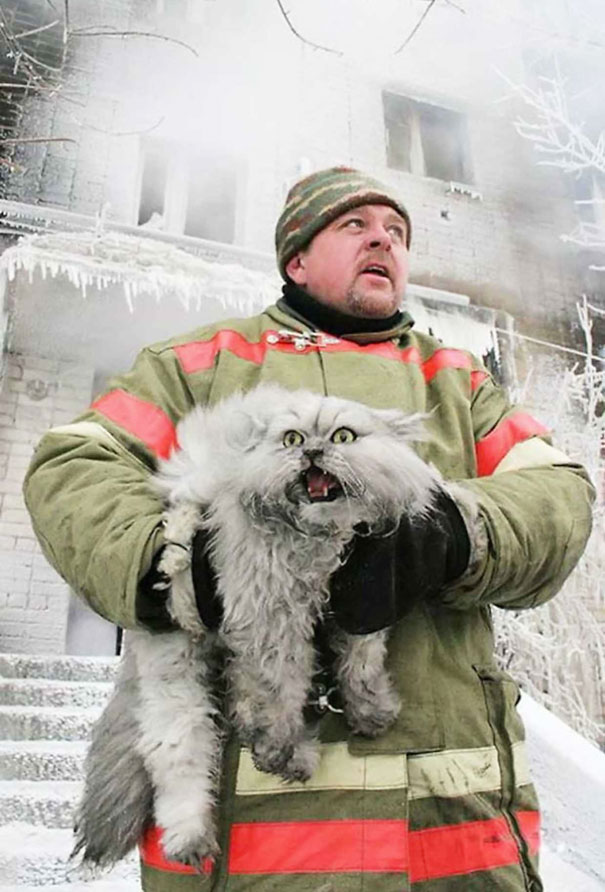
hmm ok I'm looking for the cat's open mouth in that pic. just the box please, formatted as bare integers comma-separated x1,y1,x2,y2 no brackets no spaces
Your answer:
303,466,343,502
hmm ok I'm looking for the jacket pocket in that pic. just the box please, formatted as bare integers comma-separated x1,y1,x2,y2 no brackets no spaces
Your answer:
473,664,525,749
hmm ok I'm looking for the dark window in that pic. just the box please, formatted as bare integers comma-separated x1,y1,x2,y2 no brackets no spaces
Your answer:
138,142,168,226
137,140,237,243
383,92,473,184
418,103,472,183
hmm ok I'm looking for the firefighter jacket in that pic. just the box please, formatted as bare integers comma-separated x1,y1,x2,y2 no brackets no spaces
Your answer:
23,301,594,892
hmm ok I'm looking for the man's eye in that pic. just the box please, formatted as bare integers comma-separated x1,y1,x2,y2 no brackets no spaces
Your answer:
344,218,364,229
331,427,357,444
283,430,305,447
388,225,405,240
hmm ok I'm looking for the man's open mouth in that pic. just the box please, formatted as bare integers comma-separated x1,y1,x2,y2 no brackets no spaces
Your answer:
360,264,390,280
303,466,343,502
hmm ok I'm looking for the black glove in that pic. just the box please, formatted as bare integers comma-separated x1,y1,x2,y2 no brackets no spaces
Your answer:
137,528,222,632
328,490,471,635
190,528,222,630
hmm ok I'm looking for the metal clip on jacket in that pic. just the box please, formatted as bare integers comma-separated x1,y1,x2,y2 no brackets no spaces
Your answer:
266,330,341,351
306,682,345,715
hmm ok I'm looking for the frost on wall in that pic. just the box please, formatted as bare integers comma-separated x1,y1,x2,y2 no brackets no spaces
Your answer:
0,230,281,316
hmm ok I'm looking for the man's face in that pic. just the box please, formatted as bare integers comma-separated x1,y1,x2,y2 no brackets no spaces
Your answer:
285,203,409,318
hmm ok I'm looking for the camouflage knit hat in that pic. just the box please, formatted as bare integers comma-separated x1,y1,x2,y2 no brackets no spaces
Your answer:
275,166,412,280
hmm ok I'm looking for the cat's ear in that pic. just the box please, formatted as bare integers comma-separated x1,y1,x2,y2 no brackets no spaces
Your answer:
226,409,268,451
373,409,429,442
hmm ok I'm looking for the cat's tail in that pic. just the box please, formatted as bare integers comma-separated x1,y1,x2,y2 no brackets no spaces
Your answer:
71,647,153,868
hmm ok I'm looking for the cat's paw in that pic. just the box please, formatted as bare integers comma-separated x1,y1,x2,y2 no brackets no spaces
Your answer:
251,735,295,776
345,691,401,738
156,794,219,872
280,738,320,783
161,825,219,872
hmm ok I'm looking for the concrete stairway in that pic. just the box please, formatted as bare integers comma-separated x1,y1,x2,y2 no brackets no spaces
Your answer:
2,654,604,891
0,654,139,890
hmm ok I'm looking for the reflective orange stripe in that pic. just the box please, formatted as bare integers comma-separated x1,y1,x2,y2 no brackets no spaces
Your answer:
140,810,540,879
470,369,489,391
91,390,178,459
173,329,476,386
423,348,472,381
229,819,408,874
174,329,422,370
516,809,540,855
410,816,520,882
475,413,549,477
174,330,269,372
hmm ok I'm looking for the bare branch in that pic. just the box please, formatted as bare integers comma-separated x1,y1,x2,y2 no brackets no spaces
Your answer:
394,0,437,55
0,136,77,145
498,70,605,176
68,27,199,58
274,0,342,56
13,20,60,40
13,45,63,74
69,114,165,138
561,222,605,251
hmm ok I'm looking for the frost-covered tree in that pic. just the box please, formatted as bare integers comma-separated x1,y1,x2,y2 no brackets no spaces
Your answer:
497,61,605,746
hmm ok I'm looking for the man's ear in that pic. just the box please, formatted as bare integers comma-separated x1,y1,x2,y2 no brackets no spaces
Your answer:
285,252,307,285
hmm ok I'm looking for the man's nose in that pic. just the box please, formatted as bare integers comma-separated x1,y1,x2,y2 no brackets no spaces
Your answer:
367,227,392,250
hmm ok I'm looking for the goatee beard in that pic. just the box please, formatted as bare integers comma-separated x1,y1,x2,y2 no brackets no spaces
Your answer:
345,287,400,319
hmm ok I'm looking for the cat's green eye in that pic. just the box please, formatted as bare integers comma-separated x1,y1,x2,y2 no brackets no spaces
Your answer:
331,427,357,444
283,430,305,447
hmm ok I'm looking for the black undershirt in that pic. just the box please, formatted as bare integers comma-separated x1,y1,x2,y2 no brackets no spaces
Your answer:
280,281,405,337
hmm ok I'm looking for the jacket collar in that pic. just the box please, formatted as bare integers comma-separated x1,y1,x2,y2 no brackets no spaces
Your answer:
267,285,415,345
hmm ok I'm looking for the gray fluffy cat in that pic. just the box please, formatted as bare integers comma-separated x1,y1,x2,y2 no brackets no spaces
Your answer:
73,384,443,870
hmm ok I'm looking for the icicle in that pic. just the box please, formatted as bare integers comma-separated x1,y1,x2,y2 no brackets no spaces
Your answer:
0,228,282,315
123,279,134,313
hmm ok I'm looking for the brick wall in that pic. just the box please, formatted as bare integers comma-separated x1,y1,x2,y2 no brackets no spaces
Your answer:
0,353,94,654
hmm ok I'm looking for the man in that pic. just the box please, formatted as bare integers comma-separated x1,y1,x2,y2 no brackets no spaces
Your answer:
24,167,594,891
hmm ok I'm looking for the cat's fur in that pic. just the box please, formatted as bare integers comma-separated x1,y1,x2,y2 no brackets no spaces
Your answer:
73,384,444,870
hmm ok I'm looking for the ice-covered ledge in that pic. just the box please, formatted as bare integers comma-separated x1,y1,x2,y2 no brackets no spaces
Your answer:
519,693,605,886
0,200,281,316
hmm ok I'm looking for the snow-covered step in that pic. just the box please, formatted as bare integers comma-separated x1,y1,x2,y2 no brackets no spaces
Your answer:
0,654,118,683
0,822,139,887
0,740,87,781
0,678,111,710
0,779,81,828
14,882,140,892
541,844,605,892
0,706,100,741
15,882,139,892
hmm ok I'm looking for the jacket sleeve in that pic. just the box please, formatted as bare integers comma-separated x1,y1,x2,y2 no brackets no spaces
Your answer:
442,369,595,611
23,344,197,629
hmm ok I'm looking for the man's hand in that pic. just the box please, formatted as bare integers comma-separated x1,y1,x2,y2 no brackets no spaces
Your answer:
190,529,222,629
329,490,471,634
137,528,222,632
